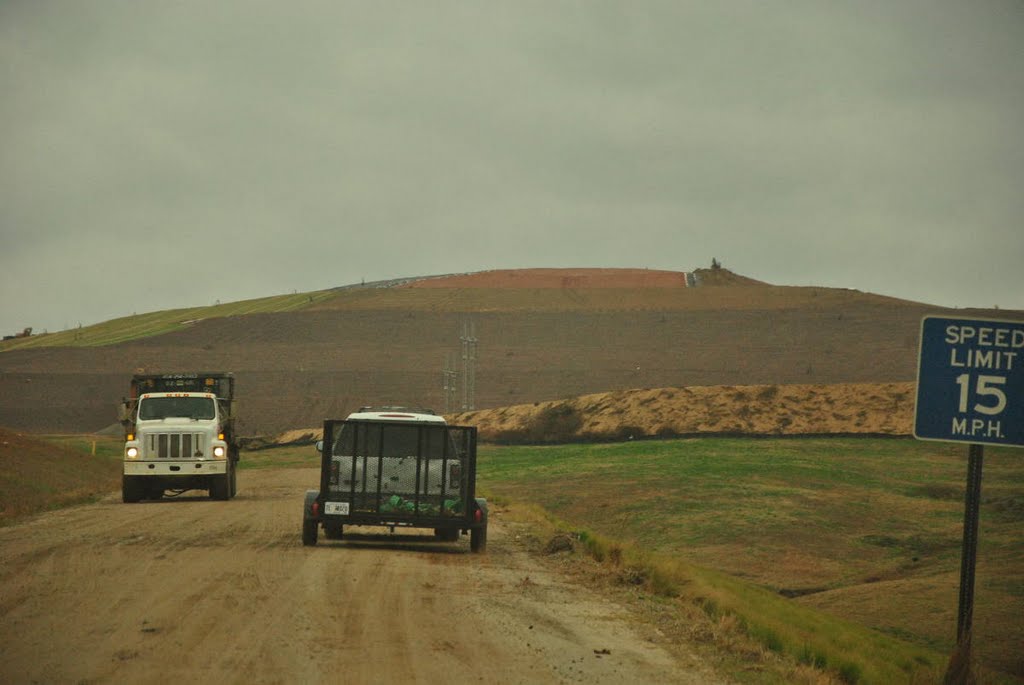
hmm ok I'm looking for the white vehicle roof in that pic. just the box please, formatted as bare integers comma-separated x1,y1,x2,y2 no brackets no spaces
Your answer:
345,409,446,424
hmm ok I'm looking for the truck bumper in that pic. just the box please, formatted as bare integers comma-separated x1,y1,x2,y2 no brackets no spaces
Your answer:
124,460,229,476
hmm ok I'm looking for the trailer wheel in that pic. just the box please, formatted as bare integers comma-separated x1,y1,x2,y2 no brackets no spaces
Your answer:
470,524,487,553
435,528,459,542
302,518,319,546
122,476,143,503
323,523,343,539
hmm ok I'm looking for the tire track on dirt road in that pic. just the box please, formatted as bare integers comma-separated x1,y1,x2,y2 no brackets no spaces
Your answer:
0,468,724,684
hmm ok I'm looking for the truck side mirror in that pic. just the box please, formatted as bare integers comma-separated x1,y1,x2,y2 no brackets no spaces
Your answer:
315,440,323,453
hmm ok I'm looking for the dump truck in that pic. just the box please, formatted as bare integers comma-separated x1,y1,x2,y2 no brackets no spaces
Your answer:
302,408,487,552
120,372,239,502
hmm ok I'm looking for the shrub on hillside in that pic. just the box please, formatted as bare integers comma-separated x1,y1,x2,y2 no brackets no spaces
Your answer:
492,402,584,444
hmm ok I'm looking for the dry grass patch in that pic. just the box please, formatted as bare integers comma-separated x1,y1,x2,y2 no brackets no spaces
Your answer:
0,430,122,523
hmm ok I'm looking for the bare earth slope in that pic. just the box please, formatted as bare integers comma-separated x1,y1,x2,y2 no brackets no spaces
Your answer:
0,268,1015,436
0,467,722,684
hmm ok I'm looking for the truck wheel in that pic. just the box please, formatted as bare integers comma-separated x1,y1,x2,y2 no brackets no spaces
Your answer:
122,476,143,503
302,518,319,546
229,462,238,498
209,471,230,501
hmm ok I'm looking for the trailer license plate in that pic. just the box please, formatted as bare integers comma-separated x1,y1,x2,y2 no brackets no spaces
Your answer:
324,501,349,515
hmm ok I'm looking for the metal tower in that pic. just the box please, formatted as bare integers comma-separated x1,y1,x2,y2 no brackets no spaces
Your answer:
460,319,477,411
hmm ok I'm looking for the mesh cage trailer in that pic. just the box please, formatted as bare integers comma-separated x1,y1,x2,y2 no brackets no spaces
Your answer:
302,418,487,552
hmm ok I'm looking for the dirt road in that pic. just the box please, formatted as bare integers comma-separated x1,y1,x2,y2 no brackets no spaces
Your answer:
0,468,721,684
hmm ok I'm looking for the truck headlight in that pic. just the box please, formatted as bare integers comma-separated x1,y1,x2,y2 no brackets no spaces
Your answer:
126,446,139,459
213,446,226,458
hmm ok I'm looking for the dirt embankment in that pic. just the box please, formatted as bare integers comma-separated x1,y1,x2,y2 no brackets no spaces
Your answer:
258,381,915,447
449,382,915,443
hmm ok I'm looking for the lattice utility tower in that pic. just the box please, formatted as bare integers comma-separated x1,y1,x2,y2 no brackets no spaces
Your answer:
442,352,458,414
460,319,477,411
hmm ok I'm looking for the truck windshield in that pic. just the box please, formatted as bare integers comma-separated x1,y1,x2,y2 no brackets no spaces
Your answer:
138,396,216,421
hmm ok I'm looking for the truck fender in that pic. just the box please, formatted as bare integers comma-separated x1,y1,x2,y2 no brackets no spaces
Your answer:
303,490,320,520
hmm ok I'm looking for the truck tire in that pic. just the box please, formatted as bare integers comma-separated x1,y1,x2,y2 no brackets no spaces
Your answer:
229,462,238,498
122,476,143,503
302,518,319,546
209,471,231,501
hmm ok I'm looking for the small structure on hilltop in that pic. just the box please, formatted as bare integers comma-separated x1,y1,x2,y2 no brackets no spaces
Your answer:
2,327,32,341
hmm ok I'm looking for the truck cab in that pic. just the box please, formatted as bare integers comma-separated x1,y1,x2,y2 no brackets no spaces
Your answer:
121,373,239,502
302,408,487,552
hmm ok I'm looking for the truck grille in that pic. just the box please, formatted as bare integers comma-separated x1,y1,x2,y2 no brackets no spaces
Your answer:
146,433,205,459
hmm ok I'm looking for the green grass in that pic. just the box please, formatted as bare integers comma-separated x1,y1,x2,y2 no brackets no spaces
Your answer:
43,435,126,461
478,437,1024,683
0,289,338,349
238,444,320,470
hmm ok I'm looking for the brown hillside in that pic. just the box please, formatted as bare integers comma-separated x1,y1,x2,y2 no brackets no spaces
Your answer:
692,266,767,286
0,268,1016,437
0,428,119,522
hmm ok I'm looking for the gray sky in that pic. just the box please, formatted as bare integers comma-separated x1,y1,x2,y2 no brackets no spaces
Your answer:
2,1,1023,335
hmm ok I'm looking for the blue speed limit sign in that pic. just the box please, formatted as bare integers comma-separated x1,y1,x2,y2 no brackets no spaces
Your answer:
914,316,1024,447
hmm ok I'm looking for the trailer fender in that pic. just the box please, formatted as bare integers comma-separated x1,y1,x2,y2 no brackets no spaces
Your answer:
303,490,320,520
473,498,488,526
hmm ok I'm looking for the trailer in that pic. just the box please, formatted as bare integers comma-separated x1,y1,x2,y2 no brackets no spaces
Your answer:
302,408,487,552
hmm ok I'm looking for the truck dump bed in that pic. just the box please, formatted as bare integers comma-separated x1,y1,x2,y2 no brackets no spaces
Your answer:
129,373,235,399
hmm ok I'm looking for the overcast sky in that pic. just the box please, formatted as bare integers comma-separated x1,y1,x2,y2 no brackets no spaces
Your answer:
2,1,1022,335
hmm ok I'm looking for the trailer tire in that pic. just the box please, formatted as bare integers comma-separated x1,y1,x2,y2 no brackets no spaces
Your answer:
323,523,344,539
302,518,319,546
122,476,143,503
435,528,459,542
470,524,487,553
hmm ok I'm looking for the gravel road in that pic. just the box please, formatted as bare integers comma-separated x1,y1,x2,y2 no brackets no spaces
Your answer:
0,468,722,684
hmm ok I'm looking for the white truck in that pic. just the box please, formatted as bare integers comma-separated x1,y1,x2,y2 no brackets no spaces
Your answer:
120,373,239,502
302,407,487,552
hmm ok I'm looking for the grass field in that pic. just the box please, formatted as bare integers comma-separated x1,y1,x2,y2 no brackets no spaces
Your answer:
477,437,1024,683
0,289,338,349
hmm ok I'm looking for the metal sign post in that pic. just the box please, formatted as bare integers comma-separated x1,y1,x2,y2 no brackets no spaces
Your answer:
914,315,1024,677
955,443,983,647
